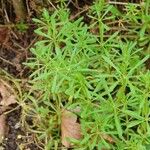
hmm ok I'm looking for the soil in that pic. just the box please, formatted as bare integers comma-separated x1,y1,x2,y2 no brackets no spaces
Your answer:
0,0,149,150
3,106,23,150
0,26,38,150
1,106,40,150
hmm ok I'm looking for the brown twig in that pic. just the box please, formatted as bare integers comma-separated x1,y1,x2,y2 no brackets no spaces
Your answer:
70,5,89,20
12,0,27,20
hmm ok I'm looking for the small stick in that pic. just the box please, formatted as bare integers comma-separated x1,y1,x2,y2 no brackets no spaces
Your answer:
70,5,89,20
108,0,142,6
0,56,14,66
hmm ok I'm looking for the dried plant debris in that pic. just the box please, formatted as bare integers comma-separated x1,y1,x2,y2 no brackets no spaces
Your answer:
0,28,9,44
0,114,9,143
0,79,17,106
0,79,17,143
101,133,115,144
61,109,82,148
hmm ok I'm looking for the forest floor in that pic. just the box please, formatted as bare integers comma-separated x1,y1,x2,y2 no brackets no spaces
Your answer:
0,0,150,150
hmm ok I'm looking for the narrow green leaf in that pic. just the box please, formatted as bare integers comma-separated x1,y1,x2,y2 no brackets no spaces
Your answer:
102,55,121,74
127,120,143,128
128,55,150,76
114,113,123,139
51,74,58,93
123,110,143,120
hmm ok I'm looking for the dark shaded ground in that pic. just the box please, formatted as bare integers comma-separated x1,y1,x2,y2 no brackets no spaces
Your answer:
4,107,23,150
0,30,40,149
0,0,149,150
1,105,40,150
0,27,35,77
0,27,38,150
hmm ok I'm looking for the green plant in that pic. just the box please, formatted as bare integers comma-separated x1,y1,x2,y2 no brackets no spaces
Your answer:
16,21,28,32
24,1,150,149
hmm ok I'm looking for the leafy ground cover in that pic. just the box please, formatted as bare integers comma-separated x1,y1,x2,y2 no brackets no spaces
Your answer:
0,0,150,150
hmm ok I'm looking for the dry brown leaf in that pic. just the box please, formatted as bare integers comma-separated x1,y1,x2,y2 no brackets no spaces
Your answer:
0,114,9,143
0,80,16,143
61,109,82,148
0,79,17,106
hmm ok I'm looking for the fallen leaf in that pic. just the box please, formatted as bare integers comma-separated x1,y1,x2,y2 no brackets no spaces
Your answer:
0,114,9,143
0,79,17,106
0,80,16,143
61,109,82,148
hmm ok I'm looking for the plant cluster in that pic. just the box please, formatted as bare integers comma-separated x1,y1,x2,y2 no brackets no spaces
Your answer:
24,1,150,149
